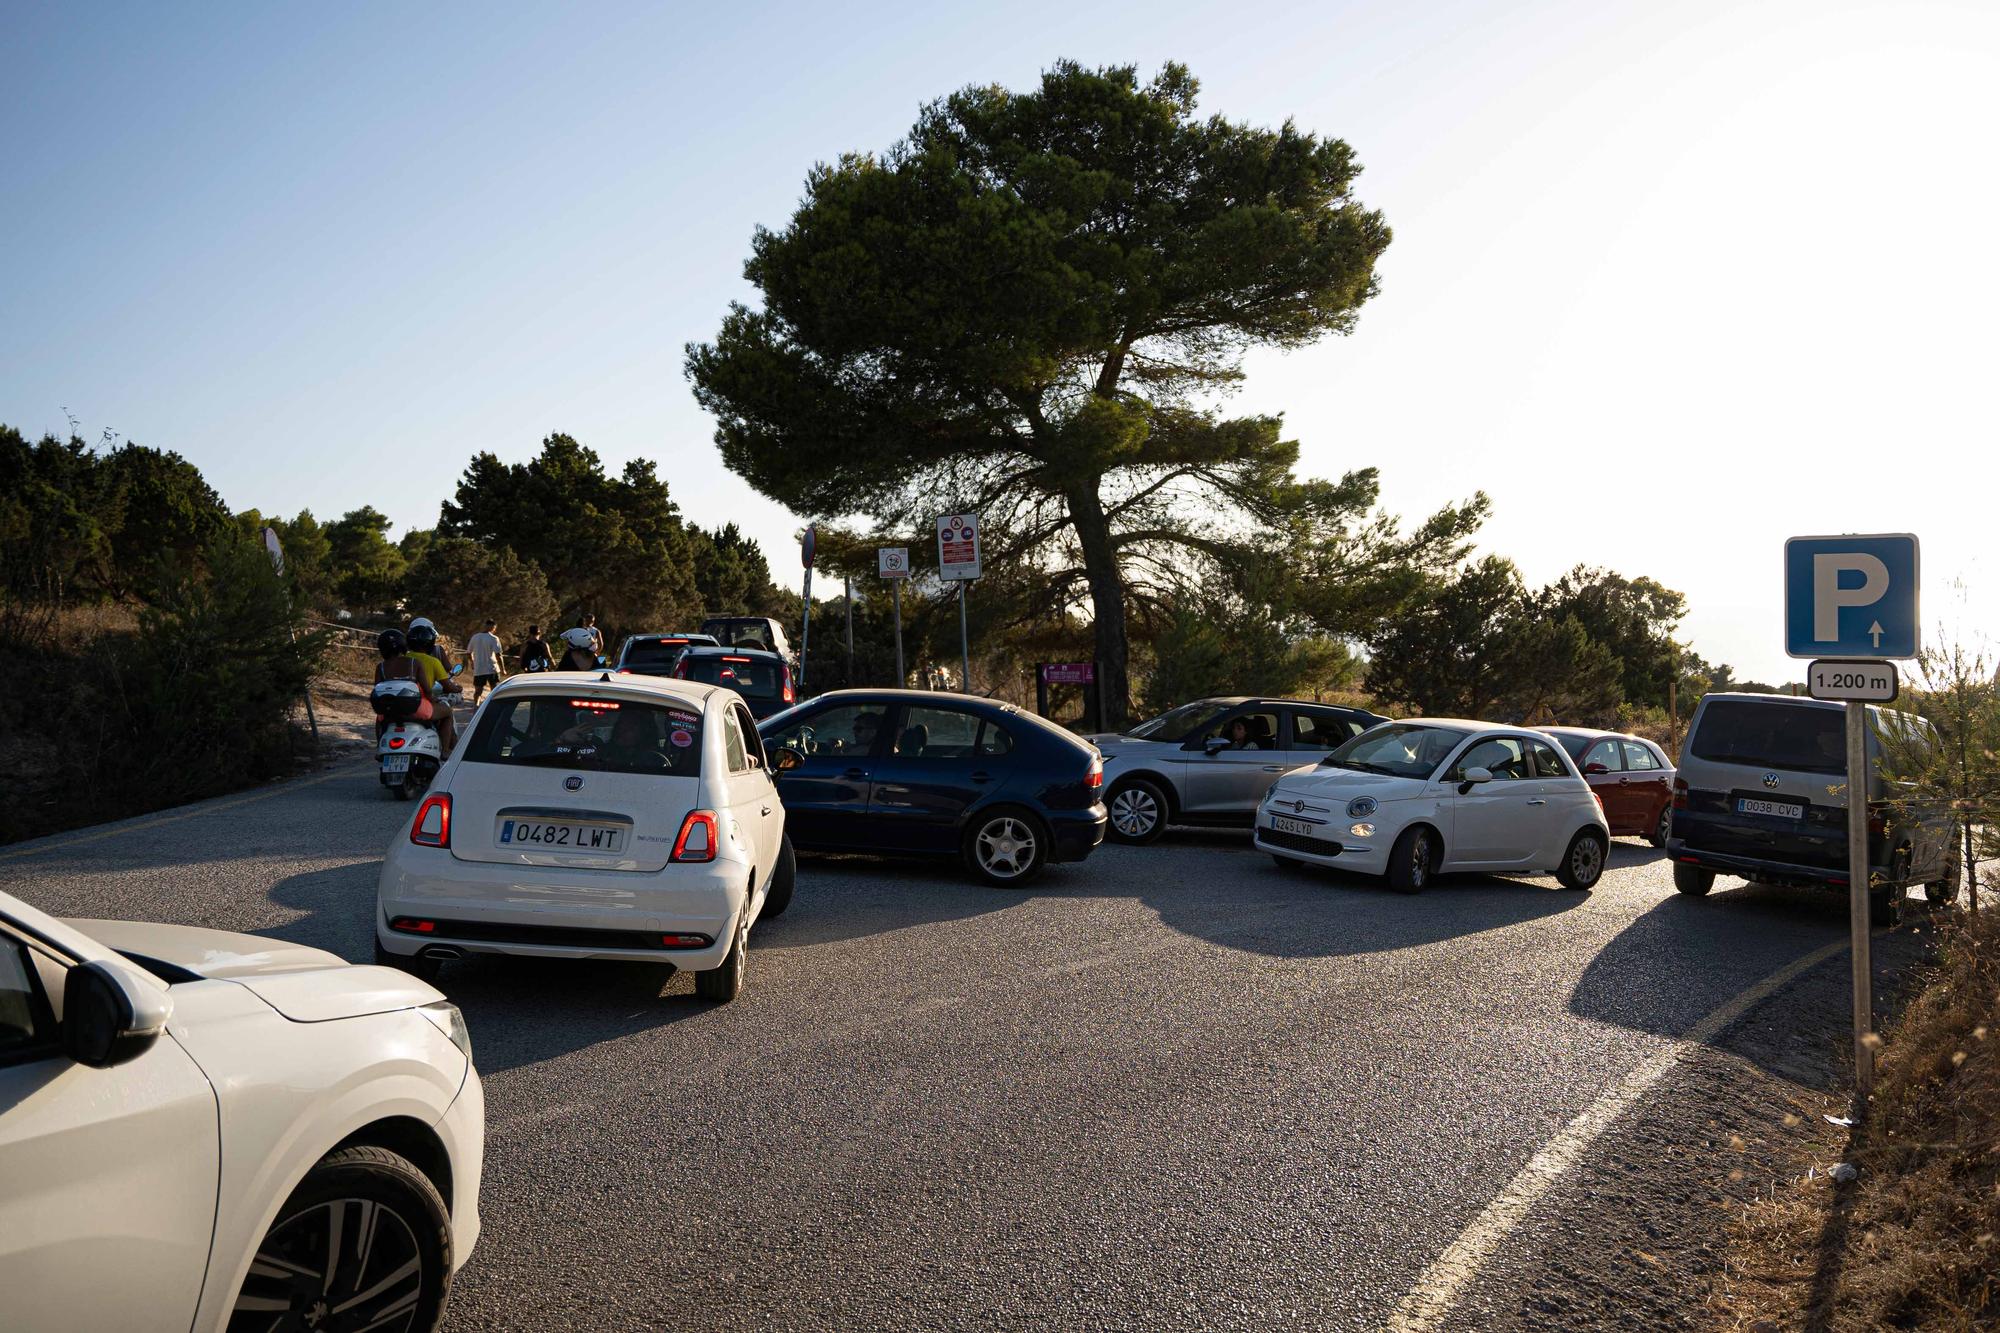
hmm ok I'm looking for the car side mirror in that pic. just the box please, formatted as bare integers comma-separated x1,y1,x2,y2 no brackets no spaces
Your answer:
1583,762,1609,775
1203,736,1231,755
62,960,172,1069
772,747,805,773
1455,765,1493,794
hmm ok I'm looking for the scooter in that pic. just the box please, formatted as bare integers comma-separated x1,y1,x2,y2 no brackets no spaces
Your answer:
375,666,463,800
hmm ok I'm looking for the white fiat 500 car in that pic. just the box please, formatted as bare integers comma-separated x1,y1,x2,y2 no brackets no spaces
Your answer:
0,889,482,1333
376,671,793,1003
1254,720,1610,891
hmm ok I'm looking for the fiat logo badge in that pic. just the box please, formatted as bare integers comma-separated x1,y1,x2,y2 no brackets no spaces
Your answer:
1290,800,1307,813
564,776,584,791
1762,772,1780,789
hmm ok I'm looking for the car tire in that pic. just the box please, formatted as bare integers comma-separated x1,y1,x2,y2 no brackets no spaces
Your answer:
374,939,444,984
695,916,747,1003
1647,805,1672,848
963,806,1049,887
1870,890,1903,930
1556,829,1608,890
761,836,797,919
1106,779,1171,845
1672,863,1715,896
231,1144,452,1331
1386,826,1435,894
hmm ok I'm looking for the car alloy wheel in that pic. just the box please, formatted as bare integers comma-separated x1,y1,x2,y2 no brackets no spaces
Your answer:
231,1150,443,1333
1407,836,1430,888
1558,830,1608,890
1109,786,1160,839
1654,805,1671,846
975,815,1039,882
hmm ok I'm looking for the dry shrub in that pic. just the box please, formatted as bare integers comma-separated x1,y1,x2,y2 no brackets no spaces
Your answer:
1715,901,2000,1330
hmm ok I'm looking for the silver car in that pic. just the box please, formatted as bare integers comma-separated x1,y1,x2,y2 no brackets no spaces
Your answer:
1092,697,1390,843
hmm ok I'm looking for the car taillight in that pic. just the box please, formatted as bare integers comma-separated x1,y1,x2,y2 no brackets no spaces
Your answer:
1591,789,1605,815
1672,777,1688,811
411,793,451,848
1086,757,1103,789
781,663,795,704
390,917,436,934
672,810,718,862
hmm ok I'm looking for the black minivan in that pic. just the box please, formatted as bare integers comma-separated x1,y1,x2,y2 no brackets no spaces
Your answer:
1667,692,1957,924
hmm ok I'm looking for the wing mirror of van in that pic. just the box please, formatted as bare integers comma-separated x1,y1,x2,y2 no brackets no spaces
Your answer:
62,960,172,1069
1457,766,1493,795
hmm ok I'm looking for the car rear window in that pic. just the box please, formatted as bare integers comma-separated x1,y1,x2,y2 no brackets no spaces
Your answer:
1690,700,1844,775
621,639,689,667
464,695,704,776
703,619,776,651
681,655,784,699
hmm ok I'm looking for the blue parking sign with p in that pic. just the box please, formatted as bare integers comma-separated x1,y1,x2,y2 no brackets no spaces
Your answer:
1784,534,1919,659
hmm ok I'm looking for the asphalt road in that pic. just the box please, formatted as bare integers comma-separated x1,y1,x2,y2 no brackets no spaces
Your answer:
0,762,1893,1331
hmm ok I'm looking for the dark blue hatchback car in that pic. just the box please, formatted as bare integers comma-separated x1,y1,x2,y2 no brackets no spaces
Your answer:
758,690,1107,886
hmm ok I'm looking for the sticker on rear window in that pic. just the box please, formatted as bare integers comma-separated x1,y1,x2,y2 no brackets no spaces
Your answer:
670,729,693,748
667,709,699,727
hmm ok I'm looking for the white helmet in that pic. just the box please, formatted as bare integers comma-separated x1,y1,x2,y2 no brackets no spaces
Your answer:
561,627,596,650
407,617,436,634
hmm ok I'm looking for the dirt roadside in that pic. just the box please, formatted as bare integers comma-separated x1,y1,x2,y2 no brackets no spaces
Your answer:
1434,906,1944,1331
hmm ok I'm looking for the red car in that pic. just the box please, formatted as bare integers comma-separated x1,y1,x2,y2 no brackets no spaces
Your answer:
1541,727,1676,846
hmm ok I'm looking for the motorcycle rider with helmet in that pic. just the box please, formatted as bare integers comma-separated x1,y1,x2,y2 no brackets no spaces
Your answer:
557,626,600,672
399,617,462,753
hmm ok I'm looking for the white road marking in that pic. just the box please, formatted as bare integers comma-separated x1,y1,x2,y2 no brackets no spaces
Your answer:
1384,935,1851,1332
0,764,363,864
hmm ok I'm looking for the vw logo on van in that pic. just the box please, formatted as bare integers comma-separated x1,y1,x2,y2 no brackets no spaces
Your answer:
1762,772,1780,789
564,776,584,791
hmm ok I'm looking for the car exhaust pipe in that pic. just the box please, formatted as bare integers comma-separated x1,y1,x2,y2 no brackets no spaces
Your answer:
419,945,467,961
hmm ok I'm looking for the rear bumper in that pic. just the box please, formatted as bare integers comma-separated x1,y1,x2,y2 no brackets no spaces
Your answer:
376,847,744,969
1667,838,1890,892
1049,805,1108,862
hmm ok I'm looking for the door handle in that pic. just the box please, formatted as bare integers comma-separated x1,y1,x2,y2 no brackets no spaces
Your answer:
969,771,992,783
843,768,869,779
1261,765,1288,772
1526,798,1548,806
1618,777,1630,784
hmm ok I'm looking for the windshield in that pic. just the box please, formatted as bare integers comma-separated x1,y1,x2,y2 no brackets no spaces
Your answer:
463,695,703,776
681,655,784,700
1690,699,1845,775
1322,724,1469,779
620,639,689,667
1126,700,1233,743
703,619,776,651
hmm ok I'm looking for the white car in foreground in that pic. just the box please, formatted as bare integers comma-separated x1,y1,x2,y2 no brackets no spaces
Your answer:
1255,720,1610,891
376,671,793,1003
0,889,482,1333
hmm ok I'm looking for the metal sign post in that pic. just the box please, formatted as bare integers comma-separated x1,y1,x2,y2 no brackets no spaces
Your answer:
798,524,816,696
1785,534,1921,1105
843,575,853,685
936,515,981,695
879,548,908,687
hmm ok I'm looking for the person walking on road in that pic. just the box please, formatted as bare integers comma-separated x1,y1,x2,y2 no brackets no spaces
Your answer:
467,620,504,703
581,613,604,658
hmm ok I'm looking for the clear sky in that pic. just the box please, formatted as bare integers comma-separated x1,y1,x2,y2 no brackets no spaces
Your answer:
5,0,1995,682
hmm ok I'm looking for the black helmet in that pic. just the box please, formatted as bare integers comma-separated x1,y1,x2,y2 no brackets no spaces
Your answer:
407,625,438,653
376,629,408,659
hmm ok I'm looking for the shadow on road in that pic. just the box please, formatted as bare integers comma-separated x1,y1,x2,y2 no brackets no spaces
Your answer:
755,851,1024,947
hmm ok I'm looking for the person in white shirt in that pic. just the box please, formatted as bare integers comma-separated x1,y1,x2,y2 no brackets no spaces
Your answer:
466,620,505,703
